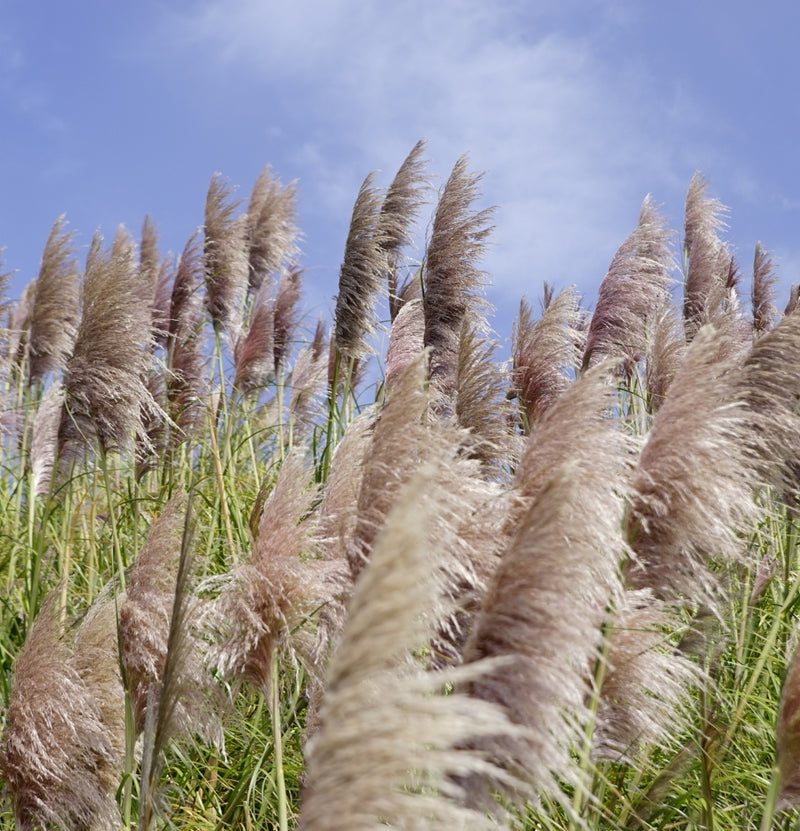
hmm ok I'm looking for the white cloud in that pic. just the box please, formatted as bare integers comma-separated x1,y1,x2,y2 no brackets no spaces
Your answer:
159,0,716,313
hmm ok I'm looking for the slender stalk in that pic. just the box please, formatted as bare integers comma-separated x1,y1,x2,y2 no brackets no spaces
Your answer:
270,658,288,831
100,448,127,593
759,766,782,831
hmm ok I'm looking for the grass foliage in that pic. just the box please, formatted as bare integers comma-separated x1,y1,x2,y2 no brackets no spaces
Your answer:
2,147,800,829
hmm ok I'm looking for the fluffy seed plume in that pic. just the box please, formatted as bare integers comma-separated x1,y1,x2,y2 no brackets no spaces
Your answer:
167,234,208,434
347,353,431,581
286,319,329,434
273,265,303,373
29,380,66,497
593,590,702,763
510,364,622,524
625,323,757,610
683,173,732,340
423,155,494,396
26,215,80,383
57,229,160,463
384,296,425,390
752,241,780,336
233,277,275,395
207,451,346,692
454,316,517,470
0,592,123,831
736,308,800,501
204,172,248,338
511,286,584,430
299,471,524,830
118,491,217,743
583,196,674,372
333,172,386,362
644,298,686,412
138,214,161,307
378,138,430,320
245,165,300,292
135,494,222,829
460,389,631,803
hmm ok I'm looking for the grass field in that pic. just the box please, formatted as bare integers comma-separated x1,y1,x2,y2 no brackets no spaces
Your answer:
2,141,800,829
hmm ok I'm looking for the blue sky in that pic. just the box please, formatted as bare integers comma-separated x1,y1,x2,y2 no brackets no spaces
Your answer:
2,0,799,341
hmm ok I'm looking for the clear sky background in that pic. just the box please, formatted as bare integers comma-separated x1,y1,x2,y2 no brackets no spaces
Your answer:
2,0,798,343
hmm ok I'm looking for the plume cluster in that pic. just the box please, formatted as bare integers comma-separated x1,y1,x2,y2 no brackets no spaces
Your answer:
5,152,800,830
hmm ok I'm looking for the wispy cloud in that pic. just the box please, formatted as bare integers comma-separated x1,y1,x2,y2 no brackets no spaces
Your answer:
158,0,707,318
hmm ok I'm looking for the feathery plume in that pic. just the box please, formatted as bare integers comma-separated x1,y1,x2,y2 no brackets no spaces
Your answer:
207,451,346,692
785,284,800,316
26,215,80,383
57,229,160,462
423,155,494,395
245,165,300,292
203,172,248,339
167,234,208,434
625,323,757,609
233,276,275,395
583,196,675,372
29,380,66,497
118,492,217,743
135,493,222,829
737,308,800,500
384,296,425,390
683,173,732,340
70,592,127,794
511,286,584,430
138,214,161,308
0,592,123,831
461,400,631,803
299,471,524,830
287,322,329,434
347,354,430,581
378,138,430,320
593,590,702,762
454,316,517,470
752,241,780,336
332,172,386,362
510,363,622,521
273,265,303,373
644,297,686,412
150,254,175,347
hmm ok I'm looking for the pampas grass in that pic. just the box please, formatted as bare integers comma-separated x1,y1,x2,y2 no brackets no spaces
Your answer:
511,286,584,431
332,172,385,363
299,470,524,830
7,156,800,831
625,322,757,609
0,593,123,831
583,196,674,373
423,155,494,396
203,172,248,340
462,377,632,805
26,215,80,384
378,138,430,321
57,230,160,462
119,492,215,739
752,241,780,336
245,166,299,293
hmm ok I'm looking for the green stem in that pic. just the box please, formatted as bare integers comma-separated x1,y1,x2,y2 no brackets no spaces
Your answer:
271,658,289,831
760,766,781,831
99,448,126,593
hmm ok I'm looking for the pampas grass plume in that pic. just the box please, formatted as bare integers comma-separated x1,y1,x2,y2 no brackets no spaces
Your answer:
0,592,123,830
